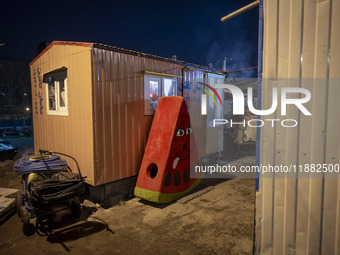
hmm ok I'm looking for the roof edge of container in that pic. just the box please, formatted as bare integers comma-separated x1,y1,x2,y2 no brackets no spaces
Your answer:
29,40,226,75
29,41,94,66
93,43,226,74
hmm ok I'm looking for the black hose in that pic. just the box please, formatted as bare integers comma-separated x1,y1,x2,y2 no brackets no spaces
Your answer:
39,150,84,180
30,179,84,206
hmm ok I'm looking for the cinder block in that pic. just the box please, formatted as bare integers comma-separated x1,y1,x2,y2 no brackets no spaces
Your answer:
89,176,137,206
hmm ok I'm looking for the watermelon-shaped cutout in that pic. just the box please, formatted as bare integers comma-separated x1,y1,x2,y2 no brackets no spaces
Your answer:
134,96,202,203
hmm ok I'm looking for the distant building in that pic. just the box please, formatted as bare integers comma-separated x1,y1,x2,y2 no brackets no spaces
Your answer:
0,58,31,124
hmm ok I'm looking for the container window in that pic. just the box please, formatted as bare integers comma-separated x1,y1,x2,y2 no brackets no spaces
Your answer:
45,69,68,116
163,78,176,97
149,80,159,110
48,81,56,111
59,79,66,107
144,75,177,115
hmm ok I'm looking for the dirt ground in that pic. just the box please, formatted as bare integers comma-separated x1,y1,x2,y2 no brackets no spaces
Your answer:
0,158,255,255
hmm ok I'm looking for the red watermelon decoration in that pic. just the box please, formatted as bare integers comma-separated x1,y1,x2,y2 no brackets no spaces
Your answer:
134,96,202,203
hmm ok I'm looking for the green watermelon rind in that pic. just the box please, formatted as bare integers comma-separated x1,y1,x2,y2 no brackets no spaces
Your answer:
134,178,202,203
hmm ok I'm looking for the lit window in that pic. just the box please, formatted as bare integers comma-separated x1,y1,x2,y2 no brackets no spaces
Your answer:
144,75,177,115
44,68,68,116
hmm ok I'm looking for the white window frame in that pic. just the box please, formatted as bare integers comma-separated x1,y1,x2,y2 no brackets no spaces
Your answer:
144,75,177,115
46,77,68,116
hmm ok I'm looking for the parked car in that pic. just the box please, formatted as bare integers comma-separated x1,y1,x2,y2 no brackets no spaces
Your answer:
0,138,16,160
0,128,20,138
20,127,33,137
0,139,14,152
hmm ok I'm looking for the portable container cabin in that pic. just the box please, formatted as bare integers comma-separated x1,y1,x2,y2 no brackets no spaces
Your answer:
29,41,225,191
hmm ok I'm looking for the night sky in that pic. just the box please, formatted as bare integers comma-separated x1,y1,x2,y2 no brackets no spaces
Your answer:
1,0,258,76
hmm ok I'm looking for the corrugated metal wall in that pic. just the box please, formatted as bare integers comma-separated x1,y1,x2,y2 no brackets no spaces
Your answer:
183,69,206,157
30,44,95,184
91,48,188,185
205,75,224,155
255,0,340,254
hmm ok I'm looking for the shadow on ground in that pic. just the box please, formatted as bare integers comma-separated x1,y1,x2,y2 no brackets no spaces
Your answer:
45,220,114,252
35,205,114,251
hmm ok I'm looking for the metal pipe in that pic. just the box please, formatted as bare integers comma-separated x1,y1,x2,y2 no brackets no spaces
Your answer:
255,0,263,192
221,0,259,22
144,71,182,78
226,66,258,73
222,58,227,71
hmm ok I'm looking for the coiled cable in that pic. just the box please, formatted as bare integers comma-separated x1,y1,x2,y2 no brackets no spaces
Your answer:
14,154,68,175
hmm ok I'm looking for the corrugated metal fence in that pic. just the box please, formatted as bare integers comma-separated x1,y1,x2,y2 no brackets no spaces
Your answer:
255,0,340,254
